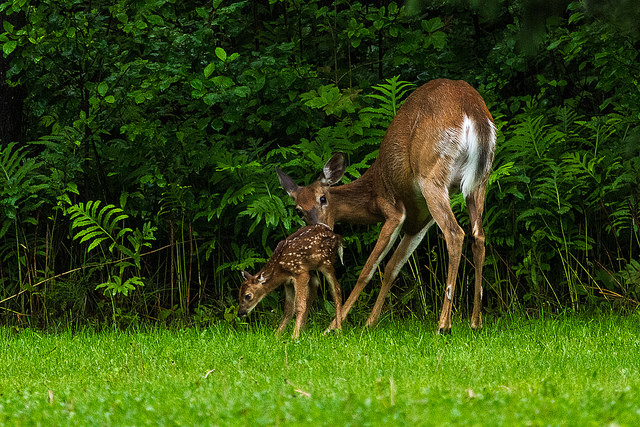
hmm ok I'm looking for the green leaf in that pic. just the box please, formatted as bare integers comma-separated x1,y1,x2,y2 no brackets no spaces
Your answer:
105,95,115,103
422,17,444,33
430,31,447,50
98,82,108,97
116,12,128,24
204,63,215,78
210,76,234,89
3,40,17,55
134,92,146,104
88,236,109,252
233,86,250,97
202,93,219,106
0,220,11,240
147,14,164,26
215,47,227,62
568,12,583,24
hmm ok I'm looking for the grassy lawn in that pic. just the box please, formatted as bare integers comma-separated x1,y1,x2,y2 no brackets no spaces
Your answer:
2,312,640,425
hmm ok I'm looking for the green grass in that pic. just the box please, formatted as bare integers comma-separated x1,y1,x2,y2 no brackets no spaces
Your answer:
2,312,640,425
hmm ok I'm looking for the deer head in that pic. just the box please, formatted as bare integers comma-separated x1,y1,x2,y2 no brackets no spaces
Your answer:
237,271,269,317
276,153,346,229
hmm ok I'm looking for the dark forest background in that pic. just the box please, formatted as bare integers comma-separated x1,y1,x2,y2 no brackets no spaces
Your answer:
1,0,639,327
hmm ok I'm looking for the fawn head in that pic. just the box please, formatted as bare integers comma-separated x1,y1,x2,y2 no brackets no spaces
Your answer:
237,271,269,316
276,153,346,229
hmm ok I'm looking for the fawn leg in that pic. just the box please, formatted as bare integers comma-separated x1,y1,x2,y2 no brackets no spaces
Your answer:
276,280,295,335
305,274,320,318
291,272,310,339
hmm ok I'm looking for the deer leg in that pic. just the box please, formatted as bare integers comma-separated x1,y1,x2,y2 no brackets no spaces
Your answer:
329,212,405,329
319,265,342,333
420,179,464,334
292,272,311,340
276,280,295,336
306,273,320,314
466,187,487,330
365,220,435,327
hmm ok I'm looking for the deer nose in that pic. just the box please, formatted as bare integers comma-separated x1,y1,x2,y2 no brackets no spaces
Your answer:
237,309,247,317
308,207,320,225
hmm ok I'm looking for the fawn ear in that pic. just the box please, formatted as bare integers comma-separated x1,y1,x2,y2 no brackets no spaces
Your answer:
320,153,346,186
240,270,253,281
276,166,299,196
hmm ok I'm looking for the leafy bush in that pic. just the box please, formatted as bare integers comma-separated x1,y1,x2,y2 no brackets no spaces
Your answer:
1,0,639,325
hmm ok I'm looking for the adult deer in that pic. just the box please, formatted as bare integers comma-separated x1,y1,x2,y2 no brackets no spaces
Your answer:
276,79,496,334
238,224,343,339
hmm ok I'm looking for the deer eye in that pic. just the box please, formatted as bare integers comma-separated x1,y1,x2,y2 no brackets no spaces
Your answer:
319,195,327,205
244,293,252,301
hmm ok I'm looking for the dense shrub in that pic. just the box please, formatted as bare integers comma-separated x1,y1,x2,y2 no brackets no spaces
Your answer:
1,0,639,325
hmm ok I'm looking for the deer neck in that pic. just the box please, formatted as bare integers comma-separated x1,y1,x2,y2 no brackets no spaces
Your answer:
255,264,285,293
256,243,289,292
329,168,384,226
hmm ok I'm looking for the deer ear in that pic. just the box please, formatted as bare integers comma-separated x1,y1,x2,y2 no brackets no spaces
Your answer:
258,273,267,284
240,270,252,281
276,166,299,196
320,153,346,186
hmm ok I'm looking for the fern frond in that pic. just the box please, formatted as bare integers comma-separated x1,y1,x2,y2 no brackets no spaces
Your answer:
214,183,256,218
0,219,10,240
365,76,415,118
240,192,290,234
67,201,130,253
0,142,26,182
0,142,46,207
89,236,110,253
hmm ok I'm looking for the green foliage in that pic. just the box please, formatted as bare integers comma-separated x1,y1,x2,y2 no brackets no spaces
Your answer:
0,142,48,236
1,0,639,324
64,200,155,324
67,201,131,254
96,275,145,298
363,76,415,118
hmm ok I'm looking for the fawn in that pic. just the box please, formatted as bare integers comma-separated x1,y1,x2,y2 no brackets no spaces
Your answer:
238,224,343,339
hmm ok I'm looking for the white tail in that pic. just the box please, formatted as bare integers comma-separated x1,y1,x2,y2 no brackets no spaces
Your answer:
238,224,343,339
276,79,496,333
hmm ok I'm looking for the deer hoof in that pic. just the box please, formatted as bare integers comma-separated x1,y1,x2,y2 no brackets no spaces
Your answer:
324,327,342,336
437,327,451,335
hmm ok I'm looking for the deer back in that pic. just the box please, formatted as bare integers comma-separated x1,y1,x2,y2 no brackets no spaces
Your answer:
274,224,343,275
276,79,496,233
376,79,495,200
